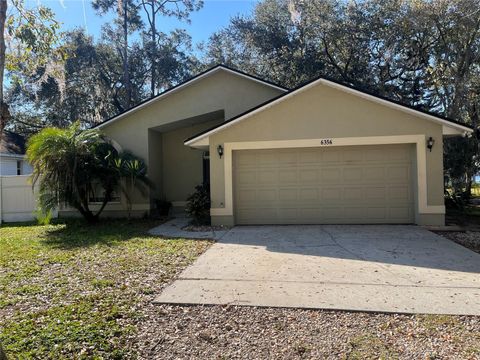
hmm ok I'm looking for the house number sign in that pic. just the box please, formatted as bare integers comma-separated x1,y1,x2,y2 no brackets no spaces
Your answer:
320,139,333,145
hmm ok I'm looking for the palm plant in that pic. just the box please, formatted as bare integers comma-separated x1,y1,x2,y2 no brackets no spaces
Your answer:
27,122,151,223
113,151,152,219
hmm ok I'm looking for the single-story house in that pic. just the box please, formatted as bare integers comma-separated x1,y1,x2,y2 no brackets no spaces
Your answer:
0,130,33,176
82,65,473,226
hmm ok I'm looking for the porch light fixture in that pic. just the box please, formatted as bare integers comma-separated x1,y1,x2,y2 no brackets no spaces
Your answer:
217,144,224,158
427,137,435,152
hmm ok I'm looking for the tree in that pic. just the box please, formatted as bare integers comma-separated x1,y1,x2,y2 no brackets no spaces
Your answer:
93,0,144,109
0,0,65,134
7,30,120,131
27,122,151,223
138,0,202,96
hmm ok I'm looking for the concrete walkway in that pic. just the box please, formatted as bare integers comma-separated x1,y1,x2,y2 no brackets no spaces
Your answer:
148,218,230,240
155,225,480,315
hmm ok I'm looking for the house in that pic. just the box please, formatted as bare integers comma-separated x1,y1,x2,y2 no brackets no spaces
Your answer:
0,130,33,176
84,65,472,225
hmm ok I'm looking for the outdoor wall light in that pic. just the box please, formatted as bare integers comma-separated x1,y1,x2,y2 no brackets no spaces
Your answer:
217,144,224,158
427,137,435,152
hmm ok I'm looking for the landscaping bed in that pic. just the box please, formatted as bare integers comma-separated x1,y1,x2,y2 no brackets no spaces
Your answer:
436,231,480,254
1,220,479,359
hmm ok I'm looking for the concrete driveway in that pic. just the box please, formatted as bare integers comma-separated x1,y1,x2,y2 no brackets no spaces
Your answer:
155,225,480,315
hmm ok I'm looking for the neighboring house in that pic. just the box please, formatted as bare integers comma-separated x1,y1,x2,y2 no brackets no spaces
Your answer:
0,131,33,176
82,65,472,226
0,131,37,223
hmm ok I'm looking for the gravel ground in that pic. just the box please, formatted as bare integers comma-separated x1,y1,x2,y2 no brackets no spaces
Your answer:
135,305,480,359
436,231,480,254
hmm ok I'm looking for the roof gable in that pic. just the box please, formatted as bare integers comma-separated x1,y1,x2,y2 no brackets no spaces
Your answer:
0,130,26,155
95,65,288,130
185,76,473,147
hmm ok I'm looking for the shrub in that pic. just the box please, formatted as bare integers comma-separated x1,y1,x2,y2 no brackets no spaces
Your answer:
185,184,211,225
34,207,53,225
154,198,172,217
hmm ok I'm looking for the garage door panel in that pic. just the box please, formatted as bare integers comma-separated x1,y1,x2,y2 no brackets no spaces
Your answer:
299,150,319,163
234,145,414,224
343,149,363,162
278,169,297,183
388,166,410,181
366,207,387,220
279,188,298,201
299,169,318,182
322,168,341,182
237,171,256,185
257,189,277,201
364,167,386,182
389,207,412,220
389,147,410,161
344,188,363,201
322,151,341,162
389,186,411,201
300,188,318,200
322,188,342,201
363,148,386,161
343,167,363,182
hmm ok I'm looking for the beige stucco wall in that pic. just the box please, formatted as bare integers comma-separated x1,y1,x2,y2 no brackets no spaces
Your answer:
160,119,222,203
99,69,283,212
208,82,445,226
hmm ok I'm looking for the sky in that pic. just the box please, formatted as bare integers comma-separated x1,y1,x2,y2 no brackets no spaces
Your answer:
30,0,259,46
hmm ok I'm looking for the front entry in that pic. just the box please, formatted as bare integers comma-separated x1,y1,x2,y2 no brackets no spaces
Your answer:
233,144,415,224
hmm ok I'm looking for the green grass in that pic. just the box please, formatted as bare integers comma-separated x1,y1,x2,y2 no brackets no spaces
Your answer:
0,219,211,359
346,334,399,360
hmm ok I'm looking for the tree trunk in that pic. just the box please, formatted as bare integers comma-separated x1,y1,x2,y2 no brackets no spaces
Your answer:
150,0,156,97
0,343,7,360
0,0,9,136
123,0,131,109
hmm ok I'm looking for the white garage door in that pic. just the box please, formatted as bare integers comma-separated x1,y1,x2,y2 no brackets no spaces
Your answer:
233,144,415,224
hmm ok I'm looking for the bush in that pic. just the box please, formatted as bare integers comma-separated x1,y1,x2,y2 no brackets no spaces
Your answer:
185,184,211,225
34,208,53,225
154,198,172,217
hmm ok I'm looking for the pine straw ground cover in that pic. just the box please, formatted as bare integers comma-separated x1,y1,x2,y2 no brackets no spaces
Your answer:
0,221,479,359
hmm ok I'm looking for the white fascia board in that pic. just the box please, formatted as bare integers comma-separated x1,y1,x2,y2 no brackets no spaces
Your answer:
0,153,26,159
97,66,287,130
185,78,472,147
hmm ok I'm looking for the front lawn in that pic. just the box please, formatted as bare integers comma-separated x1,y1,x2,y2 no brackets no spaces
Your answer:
0,219,211,359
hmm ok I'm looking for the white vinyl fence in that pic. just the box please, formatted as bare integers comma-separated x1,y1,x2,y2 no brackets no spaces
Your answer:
0,175,41,223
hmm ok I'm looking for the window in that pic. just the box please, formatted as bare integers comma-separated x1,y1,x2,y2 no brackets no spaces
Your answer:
88,183,121,203
16,160,22,175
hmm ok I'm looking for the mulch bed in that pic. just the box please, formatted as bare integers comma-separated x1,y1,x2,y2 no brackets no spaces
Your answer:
435,231,480,254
